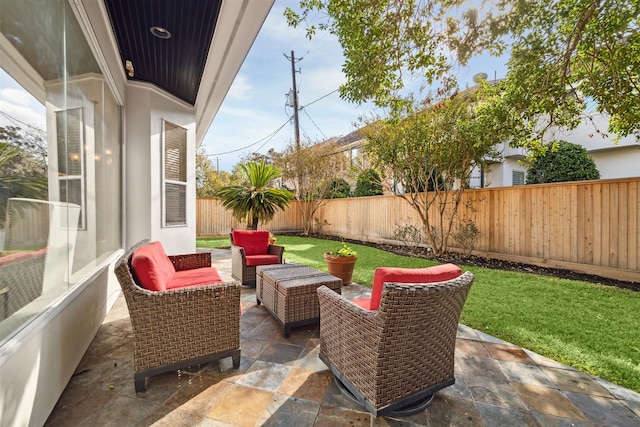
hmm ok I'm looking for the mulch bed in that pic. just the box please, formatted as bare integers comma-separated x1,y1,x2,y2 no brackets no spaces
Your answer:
312,234,640,292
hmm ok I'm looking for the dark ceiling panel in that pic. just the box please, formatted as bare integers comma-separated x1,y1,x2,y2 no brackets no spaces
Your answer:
103,0,224,105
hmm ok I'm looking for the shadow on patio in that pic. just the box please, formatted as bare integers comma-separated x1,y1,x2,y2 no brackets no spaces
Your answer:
45,249,639,426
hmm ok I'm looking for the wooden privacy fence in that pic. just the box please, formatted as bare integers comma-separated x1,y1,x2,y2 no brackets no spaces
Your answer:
196,198,304,237
197,177,640,282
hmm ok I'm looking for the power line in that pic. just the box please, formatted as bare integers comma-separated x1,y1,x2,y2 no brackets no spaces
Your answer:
300,89,339,109
208,119,291,156
302,108,327,139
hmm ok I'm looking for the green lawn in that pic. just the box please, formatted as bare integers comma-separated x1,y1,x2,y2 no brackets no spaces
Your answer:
197,234,640,392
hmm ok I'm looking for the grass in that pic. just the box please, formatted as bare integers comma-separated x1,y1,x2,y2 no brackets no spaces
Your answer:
197,234,640,393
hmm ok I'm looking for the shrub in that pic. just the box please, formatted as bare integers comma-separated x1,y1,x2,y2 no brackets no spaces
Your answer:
526,140,600,184
452,219,480,257
326,178,351,198
394,223,423,254
354,168,383,197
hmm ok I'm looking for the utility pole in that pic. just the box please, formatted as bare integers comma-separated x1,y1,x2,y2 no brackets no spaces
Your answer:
284,50,301,151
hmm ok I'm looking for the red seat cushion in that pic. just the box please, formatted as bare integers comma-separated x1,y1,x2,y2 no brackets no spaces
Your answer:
131,241,176,291
245,254,281,267
167,267,223,290
232,230,269,255
352,263,462,310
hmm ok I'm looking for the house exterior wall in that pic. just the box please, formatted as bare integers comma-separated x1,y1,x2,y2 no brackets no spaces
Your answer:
125,84,197,255
543,113,640,180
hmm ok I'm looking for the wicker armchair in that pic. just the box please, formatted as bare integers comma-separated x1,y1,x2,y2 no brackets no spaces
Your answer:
114,240,241,392
230,230,284,286
317,271,474,417
0,248,46,320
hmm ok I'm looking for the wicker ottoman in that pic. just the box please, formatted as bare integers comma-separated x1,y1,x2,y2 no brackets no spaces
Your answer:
256,263,342,337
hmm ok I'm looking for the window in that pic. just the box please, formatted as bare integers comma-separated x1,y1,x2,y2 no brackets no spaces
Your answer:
351,147,359,166
513,170,525,186
56,108,85,229
163,121,187,226
0,0,122,345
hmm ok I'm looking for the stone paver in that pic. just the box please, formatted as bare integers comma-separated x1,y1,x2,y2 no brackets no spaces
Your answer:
44,249,640,426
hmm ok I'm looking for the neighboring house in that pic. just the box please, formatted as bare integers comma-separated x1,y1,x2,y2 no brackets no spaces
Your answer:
0,1,274,425
472,114,640,188
331,114,639,191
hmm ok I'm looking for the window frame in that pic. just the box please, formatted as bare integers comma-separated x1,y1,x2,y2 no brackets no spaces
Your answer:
56,107,86,230
161,120,187,227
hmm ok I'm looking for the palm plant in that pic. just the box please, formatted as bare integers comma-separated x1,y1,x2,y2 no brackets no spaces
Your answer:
0,142,48,227
216,161,294,230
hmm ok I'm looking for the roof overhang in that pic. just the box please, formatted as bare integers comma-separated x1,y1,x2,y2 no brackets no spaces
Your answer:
102,0,274,144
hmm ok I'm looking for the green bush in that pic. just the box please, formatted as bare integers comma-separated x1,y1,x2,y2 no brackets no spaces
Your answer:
526,140,600,184
326,178,351,198
354,168,383,197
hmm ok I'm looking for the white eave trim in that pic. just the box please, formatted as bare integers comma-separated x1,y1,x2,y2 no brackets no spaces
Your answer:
194,0,275,145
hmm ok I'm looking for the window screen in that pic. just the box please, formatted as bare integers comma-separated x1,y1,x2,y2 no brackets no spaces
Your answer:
163,121,187,226
513,170,525,186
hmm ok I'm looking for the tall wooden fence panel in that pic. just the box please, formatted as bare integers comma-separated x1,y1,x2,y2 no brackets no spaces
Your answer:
197,178,640,282
196,198,303,236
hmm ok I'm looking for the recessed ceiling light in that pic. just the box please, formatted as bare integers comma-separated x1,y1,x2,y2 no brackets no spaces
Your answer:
150,26,171,39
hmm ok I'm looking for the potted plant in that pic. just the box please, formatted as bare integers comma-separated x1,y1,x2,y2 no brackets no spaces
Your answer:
268,232,277,245
324,241,358,285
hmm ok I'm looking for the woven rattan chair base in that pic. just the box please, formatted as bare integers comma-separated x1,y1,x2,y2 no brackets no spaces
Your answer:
134,349,240,393
334,376,435,417
320,352,449,417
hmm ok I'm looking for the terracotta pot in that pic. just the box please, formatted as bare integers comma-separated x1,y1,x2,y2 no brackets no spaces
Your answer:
269,237,277,245
324,253,358,285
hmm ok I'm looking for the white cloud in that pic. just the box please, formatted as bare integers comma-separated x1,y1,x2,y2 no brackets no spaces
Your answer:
0,100,46,129
226,75,253,100
0,88,34,107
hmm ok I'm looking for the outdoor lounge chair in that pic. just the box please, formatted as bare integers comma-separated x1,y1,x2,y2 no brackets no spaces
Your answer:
114,239,241,392
317,268,474,417
230,230,284,286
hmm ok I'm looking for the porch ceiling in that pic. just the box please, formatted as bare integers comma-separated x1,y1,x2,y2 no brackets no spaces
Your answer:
103,0,223,106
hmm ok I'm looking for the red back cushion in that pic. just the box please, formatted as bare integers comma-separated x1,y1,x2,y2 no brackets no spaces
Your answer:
368,263,462,310
232,230,269,255
131,241,176,291
0,248,47,266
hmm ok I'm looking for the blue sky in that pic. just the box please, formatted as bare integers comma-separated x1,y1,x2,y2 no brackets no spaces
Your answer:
202,1,375,172
202,0,510,171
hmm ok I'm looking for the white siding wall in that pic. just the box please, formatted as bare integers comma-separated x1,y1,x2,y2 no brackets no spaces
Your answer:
125,83,197,255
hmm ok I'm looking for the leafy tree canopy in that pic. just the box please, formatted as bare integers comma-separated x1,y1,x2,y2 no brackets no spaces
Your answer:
196,148,242,198
286,0,640,146
526,140,601,184
276,139,348,234
362,86,505,254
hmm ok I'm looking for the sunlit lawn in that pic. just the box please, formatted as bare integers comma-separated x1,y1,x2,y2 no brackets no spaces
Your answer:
197,234,640,392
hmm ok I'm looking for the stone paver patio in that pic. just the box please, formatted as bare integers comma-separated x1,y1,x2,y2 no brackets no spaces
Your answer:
45,249,640,426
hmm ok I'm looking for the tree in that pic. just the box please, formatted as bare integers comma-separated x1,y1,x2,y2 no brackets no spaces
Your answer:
215,161,294,230
363,87,505,255
286,1,640,145
354,168,383,197
526,140,600,184
276,140,348,234
0,126,48,227
326,178,351,198
500,0,640,145
285,1,513,111
196,148,241,198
